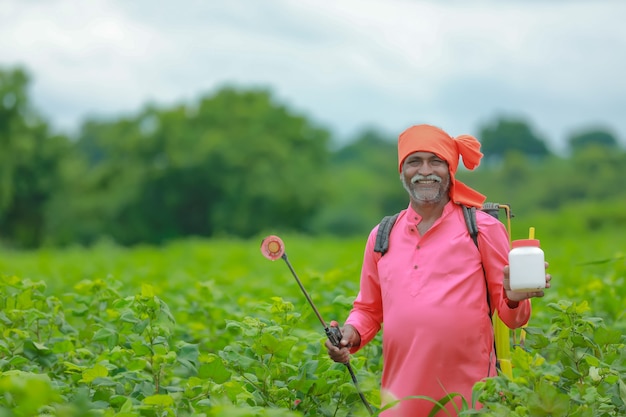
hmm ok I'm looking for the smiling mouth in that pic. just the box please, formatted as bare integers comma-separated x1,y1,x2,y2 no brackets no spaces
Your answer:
411,175,442,184
414,180,440,186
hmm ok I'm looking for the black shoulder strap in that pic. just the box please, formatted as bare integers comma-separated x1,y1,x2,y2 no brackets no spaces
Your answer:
465,203,497,368
374,213,399,255
462,205,479,248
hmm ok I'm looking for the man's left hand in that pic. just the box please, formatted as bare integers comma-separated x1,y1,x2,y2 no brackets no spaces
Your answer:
503,263,552,302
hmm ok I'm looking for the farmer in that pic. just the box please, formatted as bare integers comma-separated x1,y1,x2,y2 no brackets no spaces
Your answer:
325,124,551,416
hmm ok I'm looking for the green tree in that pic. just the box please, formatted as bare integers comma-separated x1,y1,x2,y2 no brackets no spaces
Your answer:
478,118,551,162
48,87,331,245
567,128,619,153
312,128,405,235
0,67,69,247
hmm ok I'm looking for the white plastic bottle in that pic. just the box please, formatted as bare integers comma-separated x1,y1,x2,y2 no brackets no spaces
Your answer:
508,230,545,291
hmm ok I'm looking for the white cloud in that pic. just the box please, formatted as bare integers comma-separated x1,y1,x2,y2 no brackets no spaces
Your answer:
1,0,625,150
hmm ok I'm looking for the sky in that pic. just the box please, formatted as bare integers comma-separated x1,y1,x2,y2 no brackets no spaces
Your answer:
1,0,625,153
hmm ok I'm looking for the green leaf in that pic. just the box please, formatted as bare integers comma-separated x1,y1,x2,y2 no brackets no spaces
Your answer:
158,299,176,324
143,394,174,406
22,340,57,367
520,326,543,335
132,318,150,334
120,398,134,412
571,334,593,348
202,354,231,384
548,302,569,313
141,284,155,298
258,332,280,354
82,364,109,383
594,326,623,345
51,339,74,354
70,304,90,316
131,341,152,356
91,377,119,387
32,341,49,351
583,355,600,367
63,361,85,374
127,358,148,371
527,381,570,416
119,310,140,324
92,327,119,348
428,392,467,417
17,289,33,309
562,366,583,380
574,301,591,315
177,343,199,363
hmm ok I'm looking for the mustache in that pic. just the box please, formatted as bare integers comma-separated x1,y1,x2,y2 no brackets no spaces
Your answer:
411,174,442,184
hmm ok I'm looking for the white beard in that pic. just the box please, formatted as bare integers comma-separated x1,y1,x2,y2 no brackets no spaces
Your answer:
401,173,450,204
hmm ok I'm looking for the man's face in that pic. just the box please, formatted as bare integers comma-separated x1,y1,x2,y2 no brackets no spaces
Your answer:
400,151,451,204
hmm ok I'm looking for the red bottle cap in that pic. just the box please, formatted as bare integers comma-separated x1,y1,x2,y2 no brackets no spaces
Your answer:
512,239,540,248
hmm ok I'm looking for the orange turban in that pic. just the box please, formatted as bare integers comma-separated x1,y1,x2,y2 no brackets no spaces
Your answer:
398,124,486,208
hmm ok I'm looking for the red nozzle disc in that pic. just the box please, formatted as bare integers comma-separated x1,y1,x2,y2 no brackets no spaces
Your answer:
260,235,285,261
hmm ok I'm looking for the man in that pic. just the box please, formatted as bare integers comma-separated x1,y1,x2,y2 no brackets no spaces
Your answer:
326,124,551,416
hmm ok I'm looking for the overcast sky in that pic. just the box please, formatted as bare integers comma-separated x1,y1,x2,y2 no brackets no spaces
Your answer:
2,0,625,152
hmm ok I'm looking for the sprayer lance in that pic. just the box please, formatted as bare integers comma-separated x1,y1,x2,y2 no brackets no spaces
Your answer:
260,235,374,415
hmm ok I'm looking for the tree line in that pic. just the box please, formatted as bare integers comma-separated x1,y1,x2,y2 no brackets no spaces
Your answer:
1,66,625,248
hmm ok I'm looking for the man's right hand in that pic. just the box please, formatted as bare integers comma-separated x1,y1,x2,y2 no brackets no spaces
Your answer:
325,323,361,364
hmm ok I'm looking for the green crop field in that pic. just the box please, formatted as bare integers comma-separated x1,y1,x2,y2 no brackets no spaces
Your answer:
1,224,625,416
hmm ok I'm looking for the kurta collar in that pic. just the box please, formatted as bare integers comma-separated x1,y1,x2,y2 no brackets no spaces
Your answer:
404,201,457,230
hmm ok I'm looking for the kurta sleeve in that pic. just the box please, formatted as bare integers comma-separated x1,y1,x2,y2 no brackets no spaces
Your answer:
344,227,383,353
476,212,531,329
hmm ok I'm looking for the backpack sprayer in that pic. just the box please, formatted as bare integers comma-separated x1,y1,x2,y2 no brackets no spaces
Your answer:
260,235,374,415
485,204,545,379
482,203,515,379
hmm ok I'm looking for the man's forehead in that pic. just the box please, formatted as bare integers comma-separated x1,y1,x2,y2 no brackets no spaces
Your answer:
406,151,443,159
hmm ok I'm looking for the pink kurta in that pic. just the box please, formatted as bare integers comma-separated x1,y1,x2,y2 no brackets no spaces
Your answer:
345,202,531,416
